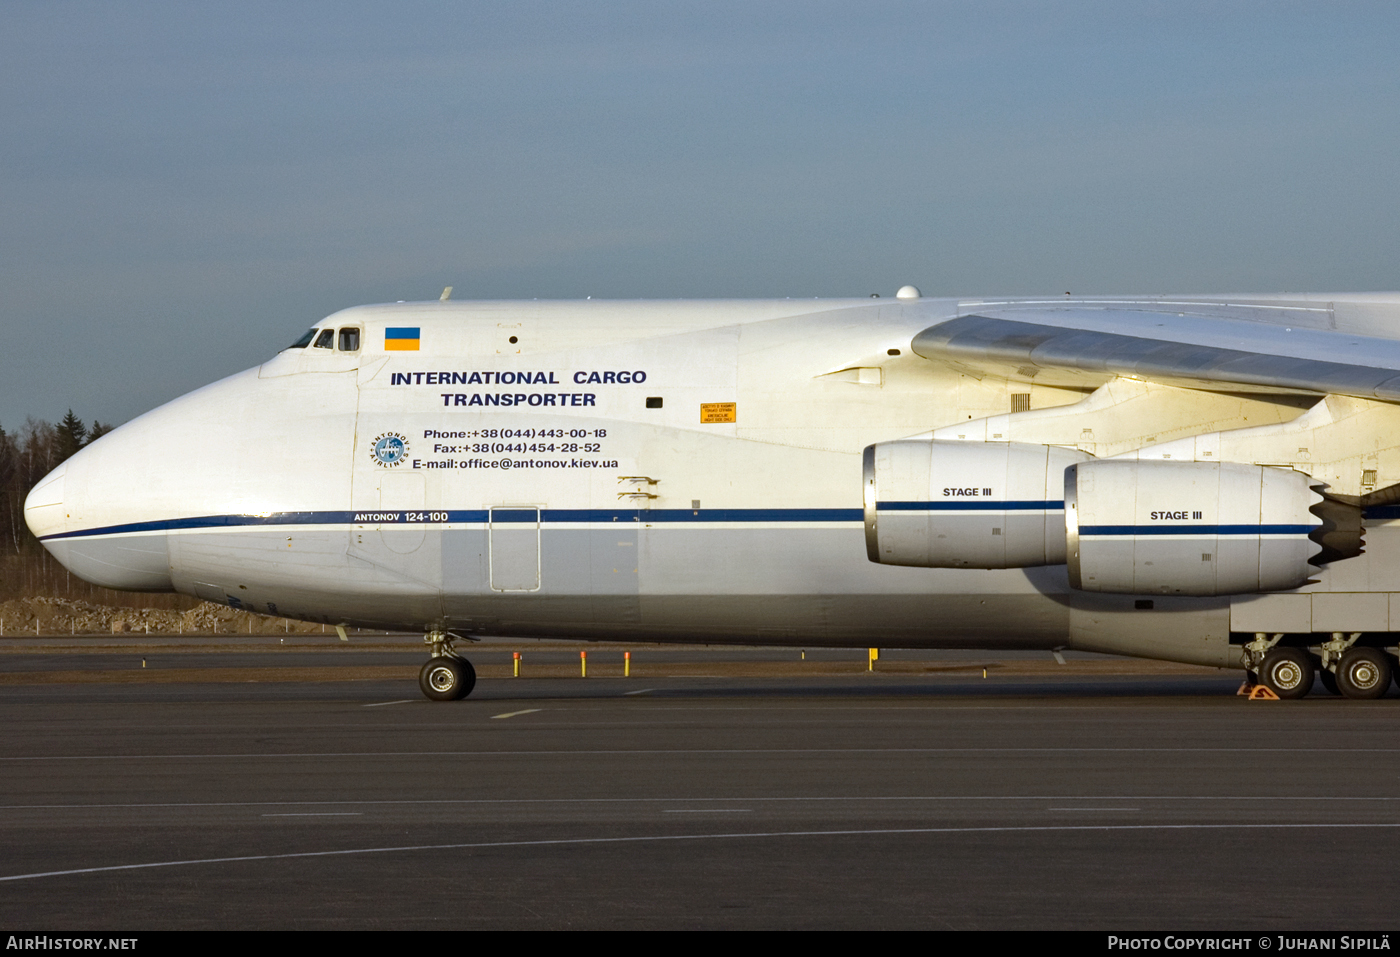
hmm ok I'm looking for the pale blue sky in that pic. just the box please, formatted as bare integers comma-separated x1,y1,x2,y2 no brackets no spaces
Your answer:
4,1,1399,425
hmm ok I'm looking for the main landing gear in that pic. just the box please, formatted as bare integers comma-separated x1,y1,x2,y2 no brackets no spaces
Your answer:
418,629,477,701
1258,645,1314,700
1243,632,1397,700
1319,633,1393,700
1336,647,1391,700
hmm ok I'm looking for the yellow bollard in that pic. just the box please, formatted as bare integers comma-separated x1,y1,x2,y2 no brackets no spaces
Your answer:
868,648,878,671
513,651,520,678
580,650,587,677
624,650,630,677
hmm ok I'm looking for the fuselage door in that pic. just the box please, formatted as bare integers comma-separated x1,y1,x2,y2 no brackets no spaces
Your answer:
489,507,541,592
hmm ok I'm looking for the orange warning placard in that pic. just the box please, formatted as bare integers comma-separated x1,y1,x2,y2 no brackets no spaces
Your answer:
700,402,737,423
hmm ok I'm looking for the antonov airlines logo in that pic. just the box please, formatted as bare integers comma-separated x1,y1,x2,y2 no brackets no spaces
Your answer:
384,327,421,351
371,432,411,467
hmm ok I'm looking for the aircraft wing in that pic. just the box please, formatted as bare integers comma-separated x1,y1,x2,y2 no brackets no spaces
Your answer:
911,304,1400,400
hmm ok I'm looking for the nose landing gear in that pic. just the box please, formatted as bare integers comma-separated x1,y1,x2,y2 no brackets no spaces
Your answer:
418,629,477,701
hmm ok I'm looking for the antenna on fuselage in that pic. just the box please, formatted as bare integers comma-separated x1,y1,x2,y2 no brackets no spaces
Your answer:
440,286,453,301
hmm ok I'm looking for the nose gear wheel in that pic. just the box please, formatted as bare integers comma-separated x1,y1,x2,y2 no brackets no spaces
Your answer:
418,629,478,701
419,656,476,701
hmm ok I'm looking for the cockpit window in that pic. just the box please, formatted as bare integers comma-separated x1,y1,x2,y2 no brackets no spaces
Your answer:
338,327,361,352
289,328,318,349
313,329,335,349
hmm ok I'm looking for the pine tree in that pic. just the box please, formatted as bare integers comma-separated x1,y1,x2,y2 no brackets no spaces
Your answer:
55,410,88,461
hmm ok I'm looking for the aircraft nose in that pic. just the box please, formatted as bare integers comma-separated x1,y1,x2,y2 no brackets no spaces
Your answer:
25,438,174,592
22,461,67,540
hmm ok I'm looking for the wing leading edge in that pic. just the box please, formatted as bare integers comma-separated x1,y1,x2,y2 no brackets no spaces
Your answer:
912,308,1400,401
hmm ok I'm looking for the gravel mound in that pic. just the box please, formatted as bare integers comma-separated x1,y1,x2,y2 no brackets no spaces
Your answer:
0,597,328,636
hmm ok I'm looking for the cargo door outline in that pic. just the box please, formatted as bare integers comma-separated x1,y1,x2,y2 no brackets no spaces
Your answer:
377,472,427,555
490,507,541,592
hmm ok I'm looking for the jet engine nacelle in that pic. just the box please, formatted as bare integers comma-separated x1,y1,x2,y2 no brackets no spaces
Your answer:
863,440,1092,568
1065,460,1327,596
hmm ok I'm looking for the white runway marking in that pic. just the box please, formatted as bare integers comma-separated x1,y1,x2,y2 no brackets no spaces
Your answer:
8,746,1400,760
490,709,542,720
261,813,363,817
2,794,1398,811
362,700,413,708
664,809,752,813
623,689,655,696
4,823,1399,884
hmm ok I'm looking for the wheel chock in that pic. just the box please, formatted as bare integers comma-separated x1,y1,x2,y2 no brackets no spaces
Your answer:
1237,681,1255,696
1247,685,1280,700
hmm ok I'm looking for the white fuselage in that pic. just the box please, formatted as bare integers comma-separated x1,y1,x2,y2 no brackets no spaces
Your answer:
27,295,1400,669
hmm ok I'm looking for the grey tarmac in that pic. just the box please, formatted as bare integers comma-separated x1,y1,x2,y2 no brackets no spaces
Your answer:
0,642,1397,930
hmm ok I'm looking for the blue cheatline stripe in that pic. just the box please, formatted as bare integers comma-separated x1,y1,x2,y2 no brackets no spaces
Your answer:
877,500,1063,512
1079,524,1313,536
39,508,867,541
1364,505,1400,521
40,512,362,541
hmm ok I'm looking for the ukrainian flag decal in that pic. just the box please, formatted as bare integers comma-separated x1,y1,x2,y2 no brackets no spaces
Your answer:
384,327,421,351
